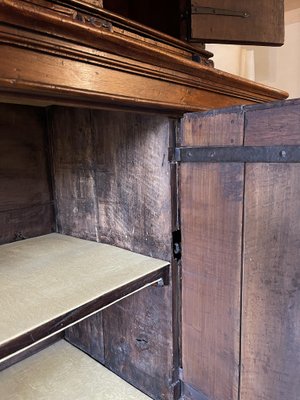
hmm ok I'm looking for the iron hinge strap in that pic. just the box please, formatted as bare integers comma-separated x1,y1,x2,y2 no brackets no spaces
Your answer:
191,6,250,18
172,146,300,163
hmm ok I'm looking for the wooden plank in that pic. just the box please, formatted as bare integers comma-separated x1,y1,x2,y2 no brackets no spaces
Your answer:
50,107,173,259
65,312,104,364
190,0,284,45
49,108,99,241
0,204,54,245
245,98,300,146
181,162,244,400
241,164,300,400
181,106,244,147
102,283,173,399
0,233,169,361
0,340,151,399
49,108,175,399
0,104,54,244
91,110,172,260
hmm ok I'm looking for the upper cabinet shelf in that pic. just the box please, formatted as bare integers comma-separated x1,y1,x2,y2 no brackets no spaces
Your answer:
0,0,288,113
0,233,169,362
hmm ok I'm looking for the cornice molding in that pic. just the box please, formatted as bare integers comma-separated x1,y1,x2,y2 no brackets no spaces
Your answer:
0,0,288,112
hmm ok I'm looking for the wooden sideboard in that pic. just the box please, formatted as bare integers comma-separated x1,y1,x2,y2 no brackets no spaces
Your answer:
0,2,295,400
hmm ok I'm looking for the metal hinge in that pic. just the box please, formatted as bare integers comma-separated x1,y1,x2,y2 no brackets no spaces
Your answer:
172,146,300,163
191,6,250,18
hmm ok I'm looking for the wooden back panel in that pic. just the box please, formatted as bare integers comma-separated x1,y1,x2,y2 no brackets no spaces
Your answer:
0,104,54,244
49,107,176,399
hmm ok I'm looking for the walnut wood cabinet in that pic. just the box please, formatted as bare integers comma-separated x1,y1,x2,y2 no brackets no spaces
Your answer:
0,1,298,400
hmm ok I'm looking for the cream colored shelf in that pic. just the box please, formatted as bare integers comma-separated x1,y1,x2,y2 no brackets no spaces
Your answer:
0,233,169,361
0,339,151,399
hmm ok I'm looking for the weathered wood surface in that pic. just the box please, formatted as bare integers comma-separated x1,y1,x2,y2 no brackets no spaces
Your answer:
181,106,244,147
241,164,300,400
190,0,284,45
180,108,245,400
181,163,243,400
0,104,54,244
180,98,300,400
49,108,99,241
245,98,300,146
50,107,175,399
65,313,104,364
102,283,173,400
50,107,172,259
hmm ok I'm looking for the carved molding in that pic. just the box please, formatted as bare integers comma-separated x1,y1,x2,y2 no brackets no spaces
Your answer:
0,0,288,112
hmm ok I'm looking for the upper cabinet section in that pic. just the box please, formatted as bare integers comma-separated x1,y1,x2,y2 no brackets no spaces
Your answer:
0,0,287,112
103,1,285,46
187,0,284,45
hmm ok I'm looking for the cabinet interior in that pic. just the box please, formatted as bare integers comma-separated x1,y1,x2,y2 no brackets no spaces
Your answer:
0,102,178,399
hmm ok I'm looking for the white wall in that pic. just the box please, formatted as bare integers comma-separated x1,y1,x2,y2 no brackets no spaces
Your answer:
206,0,300,99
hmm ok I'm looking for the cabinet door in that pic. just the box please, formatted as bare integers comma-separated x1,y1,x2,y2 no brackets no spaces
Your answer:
187,0,284,45
178,98,300,400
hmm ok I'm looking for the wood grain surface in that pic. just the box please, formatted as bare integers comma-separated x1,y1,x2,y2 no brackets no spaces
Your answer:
0,104,54,244
245,98,300,146
65,313,104,364
191,0,284,45
50,107,175,399
0,0,287,112
181,163,244,400
241,164,300,400
181,106,244,147
102,283,173,400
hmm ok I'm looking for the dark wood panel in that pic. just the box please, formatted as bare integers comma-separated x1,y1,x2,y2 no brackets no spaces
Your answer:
181,106,244,147
49,107,98,241
49,107,176,399
0,104,54,244
0,204,54,245
65,312,104,364
190,0,284,45
0,104,51,211
91,109,172,260
245,98,300,146
241,164,300,400
181,163,244,400
102,283,174,399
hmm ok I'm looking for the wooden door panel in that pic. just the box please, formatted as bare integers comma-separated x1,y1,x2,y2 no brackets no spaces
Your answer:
180,98,300,400
241,163,300,400
190,0,284,45
244,99,300,146
181,162,243,400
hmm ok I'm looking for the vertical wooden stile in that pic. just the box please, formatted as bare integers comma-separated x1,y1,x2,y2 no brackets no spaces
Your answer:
180,108,245,400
